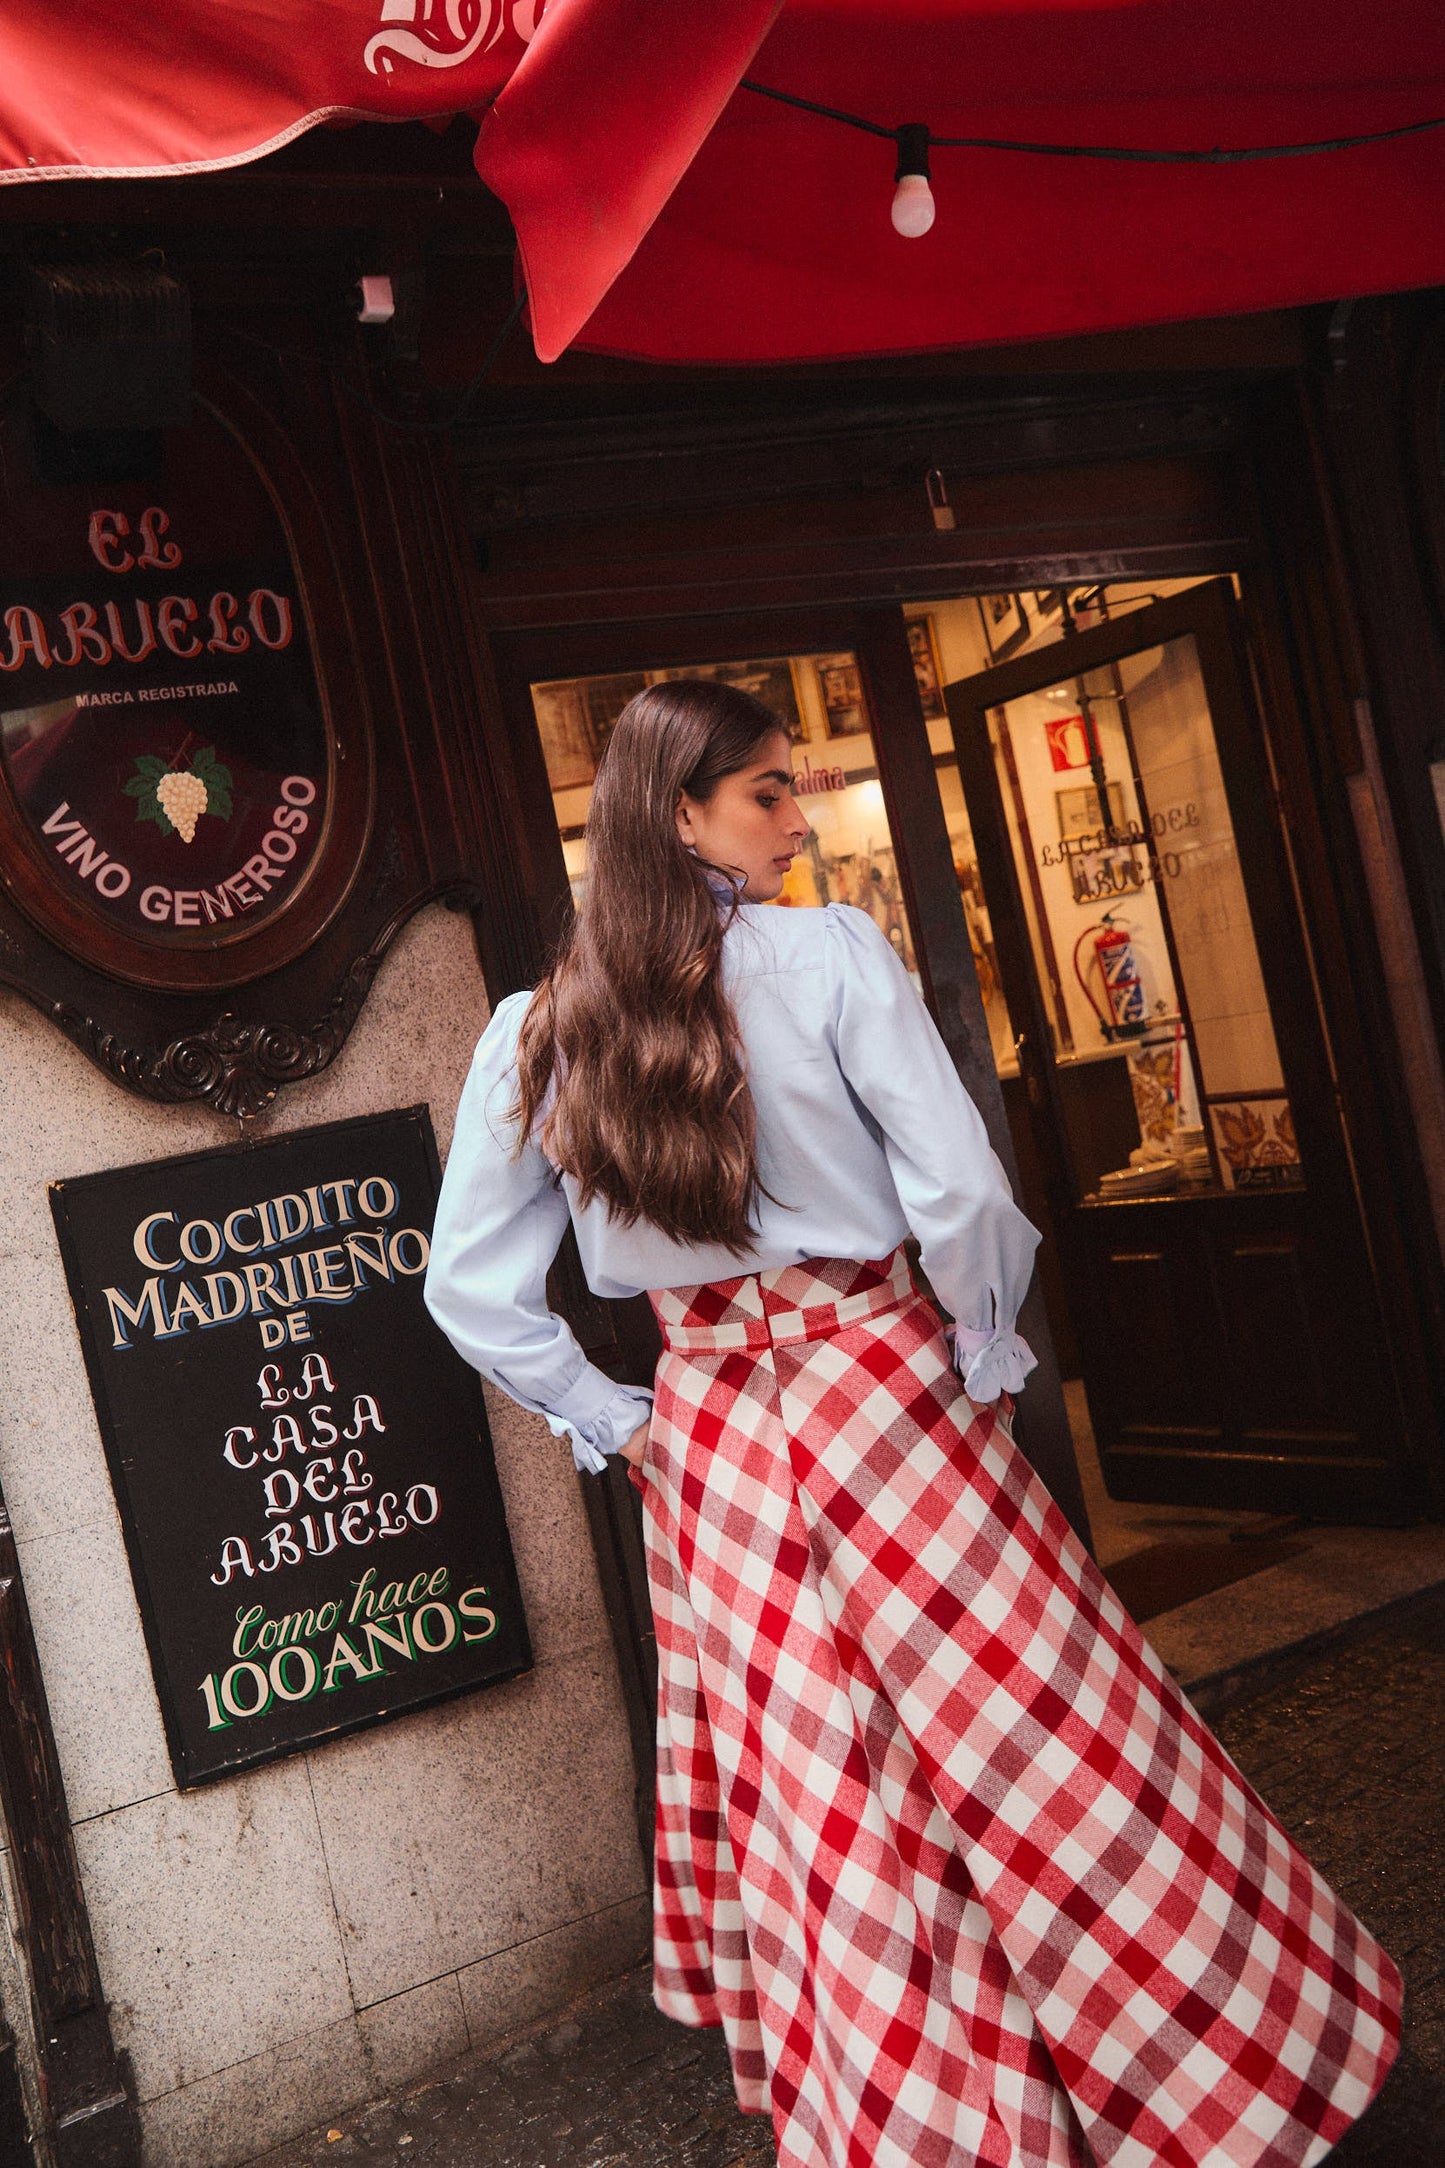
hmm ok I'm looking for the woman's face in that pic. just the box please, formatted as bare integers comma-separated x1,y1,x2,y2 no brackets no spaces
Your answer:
675,729,811,902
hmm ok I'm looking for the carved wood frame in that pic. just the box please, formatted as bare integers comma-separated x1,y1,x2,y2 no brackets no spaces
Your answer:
0,343,511,1117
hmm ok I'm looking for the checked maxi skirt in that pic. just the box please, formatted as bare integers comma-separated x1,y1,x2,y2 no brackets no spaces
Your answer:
635,1250,1401,2168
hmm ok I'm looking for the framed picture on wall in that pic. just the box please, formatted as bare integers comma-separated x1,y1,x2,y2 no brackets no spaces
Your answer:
1208,1094,1303,1191
1056,780,1126,839
1032,588,1067,626
531,679,599,791
582,671,648,767
649,657,807,743
816,653,871,736
976,592,1028,660
906,616,947,720
531,671,650,791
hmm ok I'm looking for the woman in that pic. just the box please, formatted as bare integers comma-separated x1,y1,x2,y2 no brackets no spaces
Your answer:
426,679,1399,2168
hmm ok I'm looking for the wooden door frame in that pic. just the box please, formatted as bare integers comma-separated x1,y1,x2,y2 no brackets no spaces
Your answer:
0,1472,141,2163
488,602,1094,1546
1242,368,1445,1506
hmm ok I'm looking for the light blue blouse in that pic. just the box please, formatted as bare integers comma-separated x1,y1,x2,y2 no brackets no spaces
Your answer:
424,902,1040,1473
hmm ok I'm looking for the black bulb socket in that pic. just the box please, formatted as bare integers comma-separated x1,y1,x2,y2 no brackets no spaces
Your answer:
894,123,932,184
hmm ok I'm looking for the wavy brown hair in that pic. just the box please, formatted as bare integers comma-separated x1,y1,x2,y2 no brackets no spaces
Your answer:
513,678,782,1252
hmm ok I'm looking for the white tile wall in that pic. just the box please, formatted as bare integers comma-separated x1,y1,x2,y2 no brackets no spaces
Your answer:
356,1972,469,2092
138,2010,373,2168
18,1515,173,1821
457,1892,652,2051
0,906,644,2160
306,1648,643,2009
75,1759,354,2100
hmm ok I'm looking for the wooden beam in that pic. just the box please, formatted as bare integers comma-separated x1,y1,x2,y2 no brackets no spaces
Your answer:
0,1484,139,2163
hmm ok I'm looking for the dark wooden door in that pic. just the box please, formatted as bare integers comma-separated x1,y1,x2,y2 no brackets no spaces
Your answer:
947,579,1415,1519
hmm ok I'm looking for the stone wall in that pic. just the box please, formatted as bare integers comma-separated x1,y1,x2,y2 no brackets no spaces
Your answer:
0,905,649,2166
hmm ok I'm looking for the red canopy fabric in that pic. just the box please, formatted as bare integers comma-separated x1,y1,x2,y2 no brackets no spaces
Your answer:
0,0,535,175
5,1,1445,365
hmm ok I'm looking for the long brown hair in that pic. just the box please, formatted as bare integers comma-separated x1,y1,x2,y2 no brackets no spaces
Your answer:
513,678,781,1252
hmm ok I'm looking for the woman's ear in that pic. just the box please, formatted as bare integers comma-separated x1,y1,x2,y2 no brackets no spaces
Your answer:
675,791,697,847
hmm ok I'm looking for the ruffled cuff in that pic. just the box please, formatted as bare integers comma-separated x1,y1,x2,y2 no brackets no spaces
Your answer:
951,1323,1037,1404
543,1381,654,1476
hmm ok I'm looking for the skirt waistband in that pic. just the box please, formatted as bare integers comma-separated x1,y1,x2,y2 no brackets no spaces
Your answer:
648,1247,917,1352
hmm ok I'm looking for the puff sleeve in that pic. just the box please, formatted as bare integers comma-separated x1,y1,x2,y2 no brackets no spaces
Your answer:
823,905,1040,1400
424,993,654,1473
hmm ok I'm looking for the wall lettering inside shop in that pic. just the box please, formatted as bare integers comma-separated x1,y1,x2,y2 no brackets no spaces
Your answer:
50,1108,531,1786
1037,801,1202,870
1037,801,1203,901
792,755,850,797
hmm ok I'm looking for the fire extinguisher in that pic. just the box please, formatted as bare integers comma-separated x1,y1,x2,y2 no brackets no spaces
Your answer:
1073,913,1148,1041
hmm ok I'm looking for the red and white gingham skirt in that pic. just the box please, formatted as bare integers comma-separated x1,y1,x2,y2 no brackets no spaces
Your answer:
636,1249,1400,2168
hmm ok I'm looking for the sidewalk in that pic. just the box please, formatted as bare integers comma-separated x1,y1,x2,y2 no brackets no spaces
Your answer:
254,1965,770,2168
254,1582,1445,2167
1069,1381,1445,1711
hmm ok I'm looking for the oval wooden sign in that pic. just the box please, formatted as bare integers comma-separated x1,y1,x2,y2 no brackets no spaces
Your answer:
0,387,371,990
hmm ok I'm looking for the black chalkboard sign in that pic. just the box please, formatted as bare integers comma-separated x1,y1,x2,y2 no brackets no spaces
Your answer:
50,1106,532,1787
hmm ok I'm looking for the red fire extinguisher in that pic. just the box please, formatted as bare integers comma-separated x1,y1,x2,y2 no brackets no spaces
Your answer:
1073,914,1148,1041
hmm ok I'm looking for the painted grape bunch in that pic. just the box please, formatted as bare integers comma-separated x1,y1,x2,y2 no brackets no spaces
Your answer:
155,770,209,842
125,746,233,844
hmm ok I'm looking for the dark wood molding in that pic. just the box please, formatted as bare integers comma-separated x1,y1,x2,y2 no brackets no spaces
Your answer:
1240,372,1445,1495
458,384,1245,524
0,326,514,1115
461,383,1251,629
37,879,480,1119
575,1458,658,1865
333,392,546,998
0,1481,140,2164
471,538,1247,633
1313,299,1445,1048
1407,312,1445,661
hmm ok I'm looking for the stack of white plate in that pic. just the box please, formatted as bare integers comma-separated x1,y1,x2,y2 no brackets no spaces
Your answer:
1097,1159,1181,1198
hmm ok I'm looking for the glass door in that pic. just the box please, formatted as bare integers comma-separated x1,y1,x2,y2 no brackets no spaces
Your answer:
948,579,1405,1517
531,646,922,978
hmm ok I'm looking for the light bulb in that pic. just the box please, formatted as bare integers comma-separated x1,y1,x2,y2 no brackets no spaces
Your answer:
891,172,935,238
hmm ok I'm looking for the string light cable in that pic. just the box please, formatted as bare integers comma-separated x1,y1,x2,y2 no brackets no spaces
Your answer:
738,76,1445,236
226,284,529,434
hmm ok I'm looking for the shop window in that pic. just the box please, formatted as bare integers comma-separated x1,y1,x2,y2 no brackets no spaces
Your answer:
908,584,1303,1200
530,650,923,984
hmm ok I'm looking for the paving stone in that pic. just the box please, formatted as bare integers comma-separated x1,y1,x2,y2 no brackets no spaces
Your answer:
1212,1585,1445,2161
255,1586,1445,2168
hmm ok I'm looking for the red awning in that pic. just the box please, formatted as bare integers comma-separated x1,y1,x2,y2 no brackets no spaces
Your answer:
6,1,1445,365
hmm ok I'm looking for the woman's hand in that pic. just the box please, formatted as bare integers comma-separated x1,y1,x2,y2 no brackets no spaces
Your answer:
619,1417,651,1469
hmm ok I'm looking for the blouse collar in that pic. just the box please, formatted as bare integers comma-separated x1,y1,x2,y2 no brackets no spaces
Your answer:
690,853,747,910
